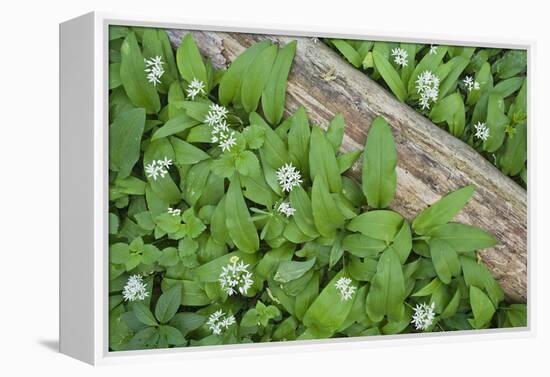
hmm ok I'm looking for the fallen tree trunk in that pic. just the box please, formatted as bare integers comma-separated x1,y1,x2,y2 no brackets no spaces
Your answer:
166,30,527,302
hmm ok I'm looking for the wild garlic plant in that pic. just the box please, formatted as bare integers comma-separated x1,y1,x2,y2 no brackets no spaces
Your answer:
108,26,526,352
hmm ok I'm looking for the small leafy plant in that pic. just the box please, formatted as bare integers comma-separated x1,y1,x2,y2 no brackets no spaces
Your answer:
328,39,527,186
108,26,526,351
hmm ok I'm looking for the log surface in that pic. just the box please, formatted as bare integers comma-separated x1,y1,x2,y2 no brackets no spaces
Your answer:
166,30,528,302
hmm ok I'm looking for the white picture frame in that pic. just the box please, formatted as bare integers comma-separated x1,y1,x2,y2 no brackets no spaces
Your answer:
59,11,534,365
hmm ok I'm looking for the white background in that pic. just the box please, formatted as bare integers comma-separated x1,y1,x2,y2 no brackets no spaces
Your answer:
1,0,548,375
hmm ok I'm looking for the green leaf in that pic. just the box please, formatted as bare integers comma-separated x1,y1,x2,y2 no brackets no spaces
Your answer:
429,239,461,284
218,41,271,105
235,150,261,177
303,271,357,337
362,116,397,208
469,286,496,329
429,92,465,137
241,45,278,113
311,177,345,239
262,41,296,125
120,33,160,113
412,185,475,235
170,136,210,165
289,186,319,238
326,113,345,153
440,288,461,319
152,114,200,140
274,258,316,283
408,46,448,94
252,112,289,169
225,176,260,253
373,50,407,101
287,107,311,175
176,34,207,85
159,325,186,346
331,40,362,67
337,150,362,174
309,126,342,193
347,210,403,243
133,302,158,326
499,122,527,176
428,223,497,252
155,285,182,324
342,234,386,258
366,248,405,322
483,93,508,152
109,108,146,179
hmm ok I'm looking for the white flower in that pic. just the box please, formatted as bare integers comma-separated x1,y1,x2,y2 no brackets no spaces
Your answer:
207,310,236,335
219,131,237,152
277,201,296,217
463,75,480,92
167,207,181,216
276,163,303,192
122,275,149,302
391,47,408,67
186,78,206,100
415,70,440,110
144,158,172,181
144,55,165,86
334,277,357,301
474,121,490,141
411,302,436,331
218,257,254,296
205,103,238,152
429,45,438,55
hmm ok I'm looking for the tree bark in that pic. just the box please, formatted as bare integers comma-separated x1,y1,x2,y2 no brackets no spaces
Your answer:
166,30,527,302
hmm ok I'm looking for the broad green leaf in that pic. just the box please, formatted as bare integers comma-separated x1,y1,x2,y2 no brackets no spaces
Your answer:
391,221,412,264
218,41,271,105
342,234,386,258
408,45,448,94
133,302,158,326
362,116,397,208
170,136,210,165
303,271,357,337
366,248,405,322
412,185,475,235
483,93,508,152
294,272,320,321
469,286,495,329
252,112,289,169
193,251,257,282
331,40,362,67
143,139,180,204
499,122,527,176
120,32,160,113
151,114,200,140
326,113,345,153
225,176,260,253
311,177,345,239
274,258,316,283
241,174,276,207
438,56,469,99
309,126,342,193
155,285,182,324
440,288,461,319
176,33,207,85
337,150,362,174
428,223,497,252
347,210,403,243
262,41,296,125
241,45,278,113
373,50,407,101
429,239,461,284
289,186,319,238
110,108,146,179
287,107,311,175
493,50,527,79
235,150,261,177
159,325,186,346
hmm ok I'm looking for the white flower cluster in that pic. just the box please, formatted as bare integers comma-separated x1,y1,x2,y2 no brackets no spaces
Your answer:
145,157,172,181
277,201,296,217
205,103,237,152
218,257,254,296
186,78,206,100
144,56,165,86
167,207,181,216
415,70,440,110
411,302,436,331
474,121,490,141
334,277,357,301
463,75,480,92
206,310,236,335
122,274,149,302
276,163,303,192
391,47,409,67
429,45,438,55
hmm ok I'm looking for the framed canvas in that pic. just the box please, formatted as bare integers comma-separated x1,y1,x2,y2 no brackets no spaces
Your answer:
59,11,531,365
